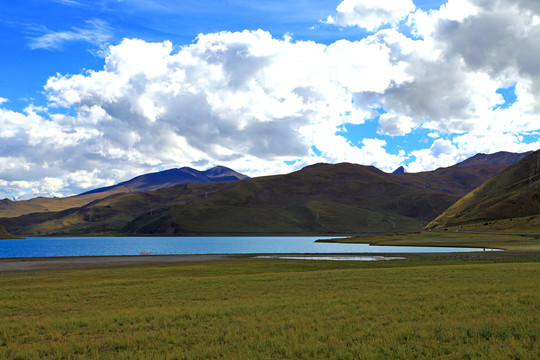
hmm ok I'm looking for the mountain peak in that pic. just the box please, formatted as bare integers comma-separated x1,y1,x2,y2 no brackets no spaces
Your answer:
392,166,407,174
204,165,250,180
79,166,249,196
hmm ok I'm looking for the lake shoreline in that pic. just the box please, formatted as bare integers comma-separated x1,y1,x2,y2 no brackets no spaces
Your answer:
2,251,539,273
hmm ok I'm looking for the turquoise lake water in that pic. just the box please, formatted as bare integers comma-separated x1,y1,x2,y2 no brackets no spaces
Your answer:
0,236,494,258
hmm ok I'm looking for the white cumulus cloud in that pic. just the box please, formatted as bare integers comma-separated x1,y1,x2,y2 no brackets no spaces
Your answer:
42,31,407,180
327,0,416,31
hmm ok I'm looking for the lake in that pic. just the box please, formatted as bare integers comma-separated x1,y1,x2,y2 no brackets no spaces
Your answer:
0,236,494,258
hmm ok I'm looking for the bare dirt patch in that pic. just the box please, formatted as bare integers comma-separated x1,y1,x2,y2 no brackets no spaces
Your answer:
0,254,231,272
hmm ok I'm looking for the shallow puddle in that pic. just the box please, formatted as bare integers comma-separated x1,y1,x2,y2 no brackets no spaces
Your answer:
256,255,406,261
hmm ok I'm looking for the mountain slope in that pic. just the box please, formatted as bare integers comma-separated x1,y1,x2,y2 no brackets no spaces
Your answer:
0,166,248,218
427,150,540,232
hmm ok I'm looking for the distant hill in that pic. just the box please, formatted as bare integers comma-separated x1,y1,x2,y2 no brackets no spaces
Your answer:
454,151,533,167
393,166,407,174
392,164,509,196
16,192,58,201
390,151,532,196
391,151,528,175
0,166,248,219
427,150,540,232
81,166,249,195
0,224,8,235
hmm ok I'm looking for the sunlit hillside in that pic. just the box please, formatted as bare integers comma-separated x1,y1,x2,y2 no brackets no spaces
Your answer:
427,150,540,232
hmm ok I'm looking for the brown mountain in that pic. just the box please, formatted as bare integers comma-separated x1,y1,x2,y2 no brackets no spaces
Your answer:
0,154,526,236
427,150,540,232
1,151,532,236
454,151,533,167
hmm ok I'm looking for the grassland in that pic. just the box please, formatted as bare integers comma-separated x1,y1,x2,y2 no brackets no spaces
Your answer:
322,231,540,252
1,255,539,359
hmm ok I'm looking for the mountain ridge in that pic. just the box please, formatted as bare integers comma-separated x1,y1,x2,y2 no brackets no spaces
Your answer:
1,162,446,235
454,151,533,167
0,165,248,219
0,151,533,234
80,165,249,196
0,157,527,236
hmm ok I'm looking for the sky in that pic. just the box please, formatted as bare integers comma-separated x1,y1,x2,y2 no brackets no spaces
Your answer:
1,0,539,199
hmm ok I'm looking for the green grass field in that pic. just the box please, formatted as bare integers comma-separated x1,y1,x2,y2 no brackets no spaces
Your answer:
324,231,540,252
1,256,539,359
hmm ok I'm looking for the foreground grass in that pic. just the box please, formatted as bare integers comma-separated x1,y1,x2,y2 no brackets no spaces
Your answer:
1,258,539,359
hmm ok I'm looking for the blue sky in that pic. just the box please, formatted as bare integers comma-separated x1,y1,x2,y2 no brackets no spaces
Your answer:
0,0,539,198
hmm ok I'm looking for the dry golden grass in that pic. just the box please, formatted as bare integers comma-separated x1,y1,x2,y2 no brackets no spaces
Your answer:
1,257,539,359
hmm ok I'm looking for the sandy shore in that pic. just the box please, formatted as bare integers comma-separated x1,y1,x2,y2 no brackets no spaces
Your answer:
0,254,231,272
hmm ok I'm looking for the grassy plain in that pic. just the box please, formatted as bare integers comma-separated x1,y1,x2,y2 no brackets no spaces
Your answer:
1,255,539,359
323,231,540,252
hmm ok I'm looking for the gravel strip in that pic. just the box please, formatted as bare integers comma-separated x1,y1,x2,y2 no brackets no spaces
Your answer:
0,255,231,272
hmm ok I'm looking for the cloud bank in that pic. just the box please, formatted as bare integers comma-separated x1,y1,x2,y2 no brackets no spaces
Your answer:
1,0,539,198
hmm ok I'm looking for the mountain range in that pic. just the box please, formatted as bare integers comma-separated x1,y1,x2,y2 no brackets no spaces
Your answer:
0,166,248,219
0,151,534,236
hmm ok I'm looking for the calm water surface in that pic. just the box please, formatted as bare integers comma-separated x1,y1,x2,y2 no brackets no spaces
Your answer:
0,236,492,258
